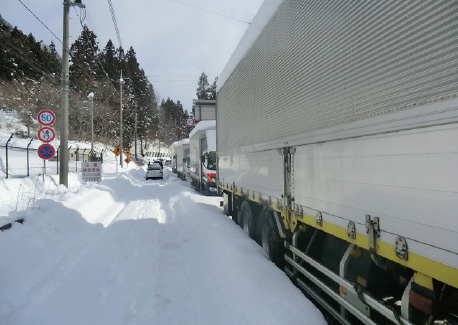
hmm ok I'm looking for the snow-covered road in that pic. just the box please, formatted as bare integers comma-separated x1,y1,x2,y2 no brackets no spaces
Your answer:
0,166,326,325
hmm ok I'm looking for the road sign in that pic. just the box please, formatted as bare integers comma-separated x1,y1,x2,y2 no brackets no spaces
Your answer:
81,162,102,182
38,143,56,159
125,150,131,157
38,127,55,143
38,110,56,126
124,157,131,164
185,117,195,127
113,147,121,156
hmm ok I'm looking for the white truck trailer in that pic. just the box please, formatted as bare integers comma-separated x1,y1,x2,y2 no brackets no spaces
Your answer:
189,120,217,195
217,1,458,324
171,138,190,181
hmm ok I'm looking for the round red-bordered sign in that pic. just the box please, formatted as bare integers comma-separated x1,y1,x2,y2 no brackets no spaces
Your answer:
38,110,56,126
37,143,56,160
185,117,195,127
38,127,55,143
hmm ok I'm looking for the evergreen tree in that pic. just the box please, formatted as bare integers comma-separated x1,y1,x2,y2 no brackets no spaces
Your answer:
42,41,60,76
209,77,217,100
193,72,217,116
0,16,164,151
0,17,15,80
99,39,118,83
121,46,158,150
158,98,189,145
9,27,31,80
69,25,99,95
196,72,210,100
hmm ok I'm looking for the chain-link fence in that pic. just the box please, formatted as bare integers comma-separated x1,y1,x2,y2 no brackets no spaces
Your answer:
1,134,103,179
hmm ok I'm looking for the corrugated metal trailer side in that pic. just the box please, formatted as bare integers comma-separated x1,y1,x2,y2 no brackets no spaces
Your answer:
175,139,190,181
217,0,458,323
189,131,201,184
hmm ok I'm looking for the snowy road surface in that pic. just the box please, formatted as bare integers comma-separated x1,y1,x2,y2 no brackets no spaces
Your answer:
0,166,326,325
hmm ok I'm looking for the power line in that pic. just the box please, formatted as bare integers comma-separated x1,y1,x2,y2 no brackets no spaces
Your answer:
169,0,250,24
147,74,200,77
105,0,135,83
0,30,56,78
149,80,196,83
16,0,62,43
0,28,95,105
73,6,117,94
106,0,123,48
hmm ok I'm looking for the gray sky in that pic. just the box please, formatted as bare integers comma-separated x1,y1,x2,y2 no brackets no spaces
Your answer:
1,0,263,113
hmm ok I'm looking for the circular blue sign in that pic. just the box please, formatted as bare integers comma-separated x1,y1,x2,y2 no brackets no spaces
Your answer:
38,143,56,159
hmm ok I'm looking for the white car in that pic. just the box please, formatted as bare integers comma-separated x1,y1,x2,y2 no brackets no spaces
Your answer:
146,163,163,180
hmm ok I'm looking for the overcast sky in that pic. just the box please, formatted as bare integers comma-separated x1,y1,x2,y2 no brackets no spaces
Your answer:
1,0,263,113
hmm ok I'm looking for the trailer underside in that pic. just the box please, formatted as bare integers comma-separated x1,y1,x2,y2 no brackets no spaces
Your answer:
221,191,458,324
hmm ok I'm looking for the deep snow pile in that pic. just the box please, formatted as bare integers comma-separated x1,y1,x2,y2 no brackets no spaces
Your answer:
0,161,326,324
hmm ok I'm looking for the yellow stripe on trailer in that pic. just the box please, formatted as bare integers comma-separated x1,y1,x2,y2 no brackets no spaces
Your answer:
295,211,458,290
218,184,458,289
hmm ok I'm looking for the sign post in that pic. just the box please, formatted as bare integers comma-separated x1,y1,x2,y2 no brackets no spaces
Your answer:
113,147,120,173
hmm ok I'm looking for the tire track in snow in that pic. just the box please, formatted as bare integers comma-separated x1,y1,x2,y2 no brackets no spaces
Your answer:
165,192,236,325
9,173,168,324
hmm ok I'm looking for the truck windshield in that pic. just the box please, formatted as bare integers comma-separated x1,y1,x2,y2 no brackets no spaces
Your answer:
206,151,217,170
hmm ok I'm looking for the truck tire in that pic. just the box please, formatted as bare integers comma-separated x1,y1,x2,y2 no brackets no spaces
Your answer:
260,210,284,267
255,209,267,245
240,200,257,239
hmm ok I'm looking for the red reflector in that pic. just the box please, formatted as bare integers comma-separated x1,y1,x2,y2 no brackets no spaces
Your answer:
409,289,434,315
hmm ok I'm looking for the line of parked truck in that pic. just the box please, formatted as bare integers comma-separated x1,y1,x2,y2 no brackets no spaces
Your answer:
171,1,458,324
171,119,217,196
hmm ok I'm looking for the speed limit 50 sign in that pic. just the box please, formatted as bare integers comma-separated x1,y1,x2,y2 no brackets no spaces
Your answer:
38,110,56,126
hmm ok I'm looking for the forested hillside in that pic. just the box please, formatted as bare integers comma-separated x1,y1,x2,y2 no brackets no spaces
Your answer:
0,15,190,151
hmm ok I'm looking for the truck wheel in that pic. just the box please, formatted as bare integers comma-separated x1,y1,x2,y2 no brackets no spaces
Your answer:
260,211,284,267
240,200,257,239
255,209,267,245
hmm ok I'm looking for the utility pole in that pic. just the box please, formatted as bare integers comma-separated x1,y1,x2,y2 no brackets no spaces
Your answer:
134,100,138,160
60,0,70,187
120,71,124,167
60,0,84,187
127,78,137,160
88,92,94,160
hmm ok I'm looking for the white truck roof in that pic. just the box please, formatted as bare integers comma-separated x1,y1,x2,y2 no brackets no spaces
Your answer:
170,138,190,149
189,120,216,139
217,0,284,92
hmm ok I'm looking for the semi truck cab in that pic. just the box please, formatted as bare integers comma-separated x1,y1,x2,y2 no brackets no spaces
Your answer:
202,151,217,195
